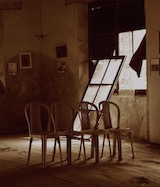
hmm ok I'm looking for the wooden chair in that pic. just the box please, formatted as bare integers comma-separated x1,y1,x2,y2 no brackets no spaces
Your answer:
99,100,134,161
72,101,100,162
24,101,63,168
50,101,75,165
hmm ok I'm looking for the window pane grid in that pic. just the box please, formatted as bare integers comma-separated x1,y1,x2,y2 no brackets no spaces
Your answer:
82,57,125,107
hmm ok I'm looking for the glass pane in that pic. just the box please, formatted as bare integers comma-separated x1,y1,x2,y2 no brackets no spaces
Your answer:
93,85,112,106
118,29,146,90
83,86,99,103
133,60,147,89
102,59,121,84
73,115,81,131
133,29,146,53
91,59,109,84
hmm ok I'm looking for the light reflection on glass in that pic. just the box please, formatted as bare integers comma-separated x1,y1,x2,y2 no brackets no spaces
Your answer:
94,86,111,106
83,86,99,103
103,59,121,84
91,59,109,84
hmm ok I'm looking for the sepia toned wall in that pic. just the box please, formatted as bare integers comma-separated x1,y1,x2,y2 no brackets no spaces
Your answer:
0,0,159,143
145,0,160,143
0,0,88,131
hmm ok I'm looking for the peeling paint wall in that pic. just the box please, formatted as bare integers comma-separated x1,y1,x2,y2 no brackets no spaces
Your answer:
0,0,152,142
0,0,80,131
77,3,89,100
111,93,148,140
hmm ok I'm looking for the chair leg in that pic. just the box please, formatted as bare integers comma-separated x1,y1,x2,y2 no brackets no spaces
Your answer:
100,134,112,159
129,132,134,158
101,134,106,158
112,132,117,156
112,131,119,156
27,137,33,165
67,133,72,165
107,134,112,159
91,134,95,158
52,138,57,162
78,136,83,160
117,131,122,161
57,137,63,166
78,135,86,161
95,132,99,163
82,135,87,162
42,135,47,168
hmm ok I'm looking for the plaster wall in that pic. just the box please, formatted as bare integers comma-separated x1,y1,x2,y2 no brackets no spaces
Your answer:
0,0,83,131
111,93,148,140
145,0,160,143
0,0,152,142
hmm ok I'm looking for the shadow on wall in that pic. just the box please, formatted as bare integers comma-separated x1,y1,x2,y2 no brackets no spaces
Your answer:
0,53,78,132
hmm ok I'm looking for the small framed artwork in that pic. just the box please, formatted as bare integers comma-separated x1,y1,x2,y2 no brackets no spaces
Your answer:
56,45,67,58
8,62,18,75
19,52,32,69
150,58,160,75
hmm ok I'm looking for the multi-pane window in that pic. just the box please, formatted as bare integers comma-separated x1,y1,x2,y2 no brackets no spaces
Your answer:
82,56,125,106
118,29,146,91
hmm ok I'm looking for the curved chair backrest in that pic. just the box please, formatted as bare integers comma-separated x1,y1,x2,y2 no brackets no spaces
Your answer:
78,101,99,130
99,100,120,129
51,101,75,132
24,102,52,135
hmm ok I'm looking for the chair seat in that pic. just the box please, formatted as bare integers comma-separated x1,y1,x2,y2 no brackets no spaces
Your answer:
119,128,131,132
98,128,118,133
72,129,95,136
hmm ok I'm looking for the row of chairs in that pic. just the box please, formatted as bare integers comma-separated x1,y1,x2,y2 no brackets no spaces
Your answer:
74,100,134,163
24,100,134,168
24,101,75,168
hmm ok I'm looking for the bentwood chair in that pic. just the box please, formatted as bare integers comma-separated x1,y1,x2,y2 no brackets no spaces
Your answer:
99,100,134,161
51,101,75,165
72,101,100,162
24,101,63,168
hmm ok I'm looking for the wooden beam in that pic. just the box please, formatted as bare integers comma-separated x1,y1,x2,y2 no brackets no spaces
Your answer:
65,0,97,5
0,1,22,10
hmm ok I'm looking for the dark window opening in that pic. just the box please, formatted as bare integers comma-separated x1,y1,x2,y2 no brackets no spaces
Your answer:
88,0,146,95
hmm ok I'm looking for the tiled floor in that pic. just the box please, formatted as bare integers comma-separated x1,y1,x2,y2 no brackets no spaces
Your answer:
0,133,160,187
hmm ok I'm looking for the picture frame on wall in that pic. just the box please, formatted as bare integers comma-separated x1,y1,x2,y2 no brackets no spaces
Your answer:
150,58,160,75
19,52,32,69
8,62,18,75
56,45,67,58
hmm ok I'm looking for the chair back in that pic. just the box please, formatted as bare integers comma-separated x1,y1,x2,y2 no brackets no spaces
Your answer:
99,100,120,129
24,102,52,135
51,101,75,132
78,101,99,130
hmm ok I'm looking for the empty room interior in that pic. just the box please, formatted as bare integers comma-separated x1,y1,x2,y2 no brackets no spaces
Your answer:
0,0,160,186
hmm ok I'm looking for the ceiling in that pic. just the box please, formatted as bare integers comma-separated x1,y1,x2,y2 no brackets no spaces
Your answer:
65,0,98,5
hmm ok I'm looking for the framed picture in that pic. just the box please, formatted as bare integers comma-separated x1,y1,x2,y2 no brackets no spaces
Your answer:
19,52,32,69
150,58,160,75
8,62,17,75
56,45,67,58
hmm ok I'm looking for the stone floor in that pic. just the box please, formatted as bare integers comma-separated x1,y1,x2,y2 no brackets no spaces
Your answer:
0,133,160,187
